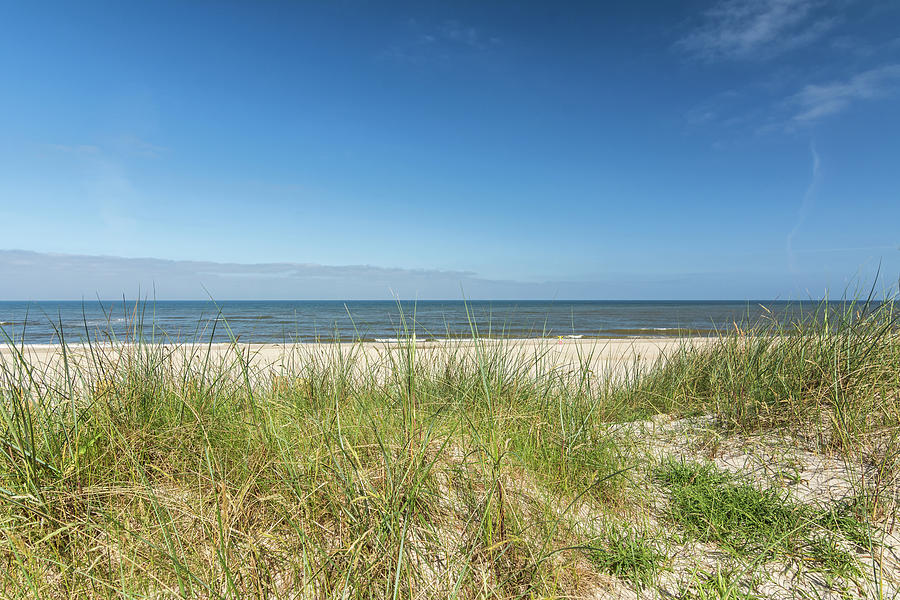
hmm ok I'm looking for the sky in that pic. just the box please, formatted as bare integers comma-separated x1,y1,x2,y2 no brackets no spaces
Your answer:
1,0,899,300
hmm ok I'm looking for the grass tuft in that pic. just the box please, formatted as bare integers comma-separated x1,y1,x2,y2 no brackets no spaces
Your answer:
582,525,666,588
655,460,803,557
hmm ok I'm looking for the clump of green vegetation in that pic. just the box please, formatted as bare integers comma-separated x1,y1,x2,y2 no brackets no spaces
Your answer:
678,566,760,600
582,525,666,588
655,460,803,557
817,496,875,549
629,294,900,442
656,459,870,583
805,533,860,584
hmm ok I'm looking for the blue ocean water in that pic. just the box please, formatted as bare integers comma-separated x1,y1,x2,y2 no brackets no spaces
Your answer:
0,300,858,345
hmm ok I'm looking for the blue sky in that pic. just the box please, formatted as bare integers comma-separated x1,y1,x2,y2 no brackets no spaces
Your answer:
1,0,899,299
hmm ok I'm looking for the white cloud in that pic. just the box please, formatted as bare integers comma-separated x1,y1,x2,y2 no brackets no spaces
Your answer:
684,64,900,136
791,64,900,121
1,250,895,301
678,0,837,61
0,250,525,300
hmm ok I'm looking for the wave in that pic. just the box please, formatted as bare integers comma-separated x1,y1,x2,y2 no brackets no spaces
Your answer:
216,315,278,321
600,327,719,337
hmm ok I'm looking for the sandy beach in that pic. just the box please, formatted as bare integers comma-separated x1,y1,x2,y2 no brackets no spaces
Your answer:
0,337,703,381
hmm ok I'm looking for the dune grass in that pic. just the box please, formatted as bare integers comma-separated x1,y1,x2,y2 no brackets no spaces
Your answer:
0,294,897,598
655,458,864,580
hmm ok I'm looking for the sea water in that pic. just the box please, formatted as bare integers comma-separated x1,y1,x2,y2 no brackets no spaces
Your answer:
0,299,856,345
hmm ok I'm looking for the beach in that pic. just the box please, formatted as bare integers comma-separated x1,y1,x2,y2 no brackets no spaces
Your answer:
0,337,702,384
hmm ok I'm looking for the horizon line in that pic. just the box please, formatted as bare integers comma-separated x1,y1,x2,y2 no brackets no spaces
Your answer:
0,298,874,303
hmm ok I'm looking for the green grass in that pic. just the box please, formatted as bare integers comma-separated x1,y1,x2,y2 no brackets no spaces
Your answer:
582,525,666,588
0,292,897,598
655,460,806,557
657,461,874,589
678,566,761,600
656,460,867,585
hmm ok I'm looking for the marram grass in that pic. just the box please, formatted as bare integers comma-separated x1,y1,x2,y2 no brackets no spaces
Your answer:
0,295,898,598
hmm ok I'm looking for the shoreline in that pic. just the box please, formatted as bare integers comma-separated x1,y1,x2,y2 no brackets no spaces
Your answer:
0,335,695,348
0,330,726,345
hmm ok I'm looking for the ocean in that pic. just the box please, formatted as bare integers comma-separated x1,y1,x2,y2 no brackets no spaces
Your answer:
0,299,857,345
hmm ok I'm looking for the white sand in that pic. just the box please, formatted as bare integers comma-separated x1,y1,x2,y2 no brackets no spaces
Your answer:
0,337,705,381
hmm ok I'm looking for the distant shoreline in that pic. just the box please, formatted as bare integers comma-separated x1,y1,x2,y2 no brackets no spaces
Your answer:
1,336,698,348
0,332,725,349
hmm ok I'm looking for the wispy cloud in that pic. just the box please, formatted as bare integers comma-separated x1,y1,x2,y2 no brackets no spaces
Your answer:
685,63,900,137
791,64,900,121
48,136,168,159
437,20,501,50
678,0,838,61
44,143,101,155
786,141,821,272
0,250,521,300
111,134,169,158
381,18,501,65
683,89,756,130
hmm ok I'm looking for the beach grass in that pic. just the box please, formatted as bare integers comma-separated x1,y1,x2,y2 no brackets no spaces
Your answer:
0,294,898,598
